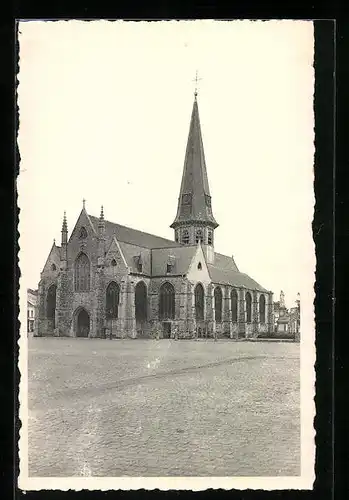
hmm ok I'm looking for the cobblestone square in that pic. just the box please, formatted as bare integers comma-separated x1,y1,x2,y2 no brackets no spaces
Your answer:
28,338,300,477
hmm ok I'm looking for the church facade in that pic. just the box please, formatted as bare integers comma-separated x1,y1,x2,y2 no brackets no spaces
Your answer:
36,93,274,340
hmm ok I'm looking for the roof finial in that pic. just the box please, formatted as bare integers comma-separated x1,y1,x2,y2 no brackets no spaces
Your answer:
82,198,86,210
193,70,202,99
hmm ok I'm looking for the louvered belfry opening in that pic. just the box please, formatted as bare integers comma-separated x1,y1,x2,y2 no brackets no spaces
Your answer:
159,282,175,320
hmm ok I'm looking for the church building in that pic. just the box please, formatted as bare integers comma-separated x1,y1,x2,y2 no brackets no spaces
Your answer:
36,91,274,340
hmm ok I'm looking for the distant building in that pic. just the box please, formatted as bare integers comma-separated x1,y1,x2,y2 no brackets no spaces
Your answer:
273,291,300,340
27,288,38,334
289,293,301,341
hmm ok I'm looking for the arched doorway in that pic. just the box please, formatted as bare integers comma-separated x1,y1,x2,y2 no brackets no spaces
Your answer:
135,281,147,334
46,284,57,331
76,308,90,337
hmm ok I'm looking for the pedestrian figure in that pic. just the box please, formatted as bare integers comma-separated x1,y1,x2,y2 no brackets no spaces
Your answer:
156,330,160,341
214,328,217,342
174,326,178,341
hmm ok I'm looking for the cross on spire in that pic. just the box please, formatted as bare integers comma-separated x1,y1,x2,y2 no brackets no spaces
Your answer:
193,70,202,98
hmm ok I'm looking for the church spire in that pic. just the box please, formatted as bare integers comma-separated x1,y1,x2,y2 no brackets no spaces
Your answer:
171,92,218,247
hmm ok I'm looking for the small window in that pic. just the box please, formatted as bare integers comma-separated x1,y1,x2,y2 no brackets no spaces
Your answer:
167,264,172,273
197,262,202,270
175,230,179,243
182,193,192,205
182,230,189,245
205,194,211,208
208,230,213,245
51,263,56,271
111,259,117,267
79,227,87,239
137,263,143,273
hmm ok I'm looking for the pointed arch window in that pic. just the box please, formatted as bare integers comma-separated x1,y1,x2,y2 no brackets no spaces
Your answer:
106,282,120,319
159,282,175,320
195,229,203,244
259,294,266,323
182,230,189,245
135,281,147,322
79,227,87,239
46,284,57,322
111,259,117,267
231,289,238,322
208,230,213,245
51,263,56,271
195,283,204,320
175,230,179,243
214,286,223,323
197,262,202,270
74,253,90,291
246,291,252,323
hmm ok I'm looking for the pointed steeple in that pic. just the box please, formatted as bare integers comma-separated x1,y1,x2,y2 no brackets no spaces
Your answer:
171,95,218,231
171,93,218,251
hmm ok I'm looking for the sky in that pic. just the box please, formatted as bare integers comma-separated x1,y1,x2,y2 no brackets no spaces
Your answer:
18,20,315,309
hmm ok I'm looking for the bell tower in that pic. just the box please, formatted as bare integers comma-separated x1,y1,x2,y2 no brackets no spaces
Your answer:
170,83,218,263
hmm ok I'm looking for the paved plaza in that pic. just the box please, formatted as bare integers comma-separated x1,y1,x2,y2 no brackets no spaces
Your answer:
28,338,300,477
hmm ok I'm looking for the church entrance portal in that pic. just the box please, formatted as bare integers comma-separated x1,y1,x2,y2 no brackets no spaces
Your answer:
162,322,171,339
76,309,90,338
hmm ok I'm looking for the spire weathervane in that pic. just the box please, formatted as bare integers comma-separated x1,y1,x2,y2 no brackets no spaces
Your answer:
193,70,202,98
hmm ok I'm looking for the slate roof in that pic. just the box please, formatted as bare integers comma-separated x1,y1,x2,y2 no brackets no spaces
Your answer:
89,215,180,249
151,246,197,276
88,214,267,291
207,265,268,292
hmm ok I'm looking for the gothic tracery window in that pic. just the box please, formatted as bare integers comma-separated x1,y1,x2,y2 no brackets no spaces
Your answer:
74,253,90,292
106,281,120,319
259,294,266,323
214,286,223,323
245,291,252,323
195,283,204,320
159,282,175,320
231,289,238,322
79,227,87,239
46,284,57,321
135,281,147,322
